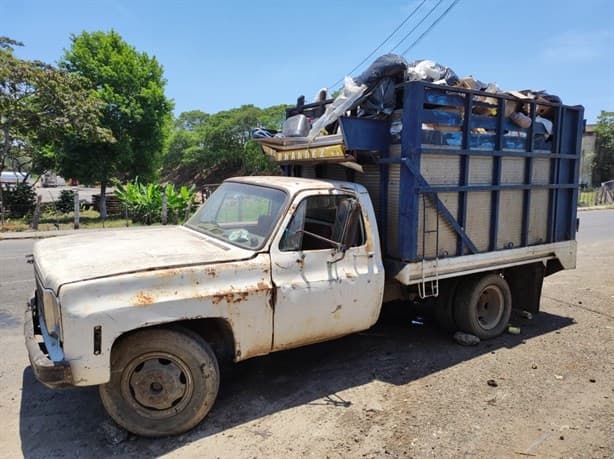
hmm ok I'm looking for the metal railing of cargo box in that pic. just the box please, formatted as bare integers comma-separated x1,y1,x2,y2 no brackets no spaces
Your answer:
375,81,583,262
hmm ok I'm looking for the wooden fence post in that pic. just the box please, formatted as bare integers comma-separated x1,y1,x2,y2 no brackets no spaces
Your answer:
184,197,192,223
161,194,168,225
31,195,42,230
74,190,80,230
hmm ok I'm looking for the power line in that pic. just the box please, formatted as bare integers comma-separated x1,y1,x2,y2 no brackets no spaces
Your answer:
389,0,445,53
401,0,461,56
328,0,428,90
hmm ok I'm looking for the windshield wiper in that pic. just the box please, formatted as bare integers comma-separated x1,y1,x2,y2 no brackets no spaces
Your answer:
199,221,224,234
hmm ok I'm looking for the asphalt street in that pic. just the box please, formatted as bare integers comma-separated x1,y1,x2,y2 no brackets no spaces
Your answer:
0,209,612,458
33,184,108,204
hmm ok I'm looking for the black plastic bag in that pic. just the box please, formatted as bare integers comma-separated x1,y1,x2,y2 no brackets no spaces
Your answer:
355,54,408,87
358,77,397,119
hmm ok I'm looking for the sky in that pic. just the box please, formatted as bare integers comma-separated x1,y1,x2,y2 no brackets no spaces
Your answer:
2,0,613,122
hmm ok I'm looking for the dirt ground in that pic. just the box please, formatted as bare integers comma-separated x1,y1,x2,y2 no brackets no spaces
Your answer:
0,210,612,458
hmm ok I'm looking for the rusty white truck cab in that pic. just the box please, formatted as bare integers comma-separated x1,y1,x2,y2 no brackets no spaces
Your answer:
25,176,385,436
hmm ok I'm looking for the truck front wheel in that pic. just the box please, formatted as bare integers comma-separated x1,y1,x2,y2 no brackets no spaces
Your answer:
454,274,512,339
99,327,220,437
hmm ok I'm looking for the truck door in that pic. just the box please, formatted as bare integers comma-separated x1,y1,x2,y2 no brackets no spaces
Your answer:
270,190,385,351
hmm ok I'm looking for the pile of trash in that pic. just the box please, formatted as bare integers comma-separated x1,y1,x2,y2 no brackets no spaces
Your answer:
254,53,562,143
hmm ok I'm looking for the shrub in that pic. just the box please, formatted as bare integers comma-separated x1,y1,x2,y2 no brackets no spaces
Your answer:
114,179,196,225
2,183,37,218
56,189,75,214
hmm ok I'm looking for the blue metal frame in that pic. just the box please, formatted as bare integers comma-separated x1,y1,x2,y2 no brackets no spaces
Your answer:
339,117,391,154
398,83,424,260
400,158,478,255
285,80,583,264
457,92,472,255
386,81,582,262
521,103,536,246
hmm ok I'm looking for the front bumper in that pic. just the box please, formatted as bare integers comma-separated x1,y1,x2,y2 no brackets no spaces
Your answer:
24,297,72,389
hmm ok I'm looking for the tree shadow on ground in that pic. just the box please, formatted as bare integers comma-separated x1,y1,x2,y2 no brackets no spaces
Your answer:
19,303,574,458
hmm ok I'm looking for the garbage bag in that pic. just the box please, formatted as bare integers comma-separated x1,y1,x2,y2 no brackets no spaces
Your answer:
307,76,367,141
358,77,396,119
407,60,458,85
354,54,408,87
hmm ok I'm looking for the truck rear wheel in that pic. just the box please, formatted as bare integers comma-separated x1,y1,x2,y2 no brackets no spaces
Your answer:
99,327,219,437
454,274,511,339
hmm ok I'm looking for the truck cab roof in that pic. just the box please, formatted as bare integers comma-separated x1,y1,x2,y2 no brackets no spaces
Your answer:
227,175,367,196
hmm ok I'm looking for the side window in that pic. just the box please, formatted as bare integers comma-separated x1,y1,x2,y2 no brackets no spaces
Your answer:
279,194,365,252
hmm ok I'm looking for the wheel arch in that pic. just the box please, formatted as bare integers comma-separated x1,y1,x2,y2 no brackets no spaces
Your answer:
110,317,237,363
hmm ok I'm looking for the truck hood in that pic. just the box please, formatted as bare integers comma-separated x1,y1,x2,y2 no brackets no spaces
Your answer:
33,226,255,292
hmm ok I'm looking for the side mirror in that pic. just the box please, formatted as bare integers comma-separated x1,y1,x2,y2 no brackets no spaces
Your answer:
328,198,361,264
339,199,361,251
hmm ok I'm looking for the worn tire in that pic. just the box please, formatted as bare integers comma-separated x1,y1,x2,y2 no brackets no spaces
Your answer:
99,327,219,437
453,274,512,339
434,279,459,332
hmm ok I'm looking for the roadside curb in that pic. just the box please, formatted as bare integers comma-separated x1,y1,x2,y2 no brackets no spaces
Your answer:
577,205,614,212
0,226,141,241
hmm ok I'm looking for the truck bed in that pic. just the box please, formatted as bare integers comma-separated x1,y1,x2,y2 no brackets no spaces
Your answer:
269,81,583,285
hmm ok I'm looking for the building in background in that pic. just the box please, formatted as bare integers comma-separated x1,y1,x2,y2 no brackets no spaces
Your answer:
580,124,596,187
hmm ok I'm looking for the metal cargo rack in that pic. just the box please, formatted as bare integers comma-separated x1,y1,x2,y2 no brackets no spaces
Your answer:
271,81,584,286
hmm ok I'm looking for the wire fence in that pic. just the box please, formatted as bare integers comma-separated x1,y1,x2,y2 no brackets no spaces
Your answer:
578,183,614,207
1,185,220,233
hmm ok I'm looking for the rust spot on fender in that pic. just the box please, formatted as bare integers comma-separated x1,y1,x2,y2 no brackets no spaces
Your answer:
212,291,251,304
135,291,154,306
206,268,217,278
257,280,269,290
212,295,224,304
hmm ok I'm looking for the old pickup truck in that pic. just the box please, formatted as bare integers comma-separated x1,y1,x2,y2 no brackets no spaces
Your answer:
25,81,583,436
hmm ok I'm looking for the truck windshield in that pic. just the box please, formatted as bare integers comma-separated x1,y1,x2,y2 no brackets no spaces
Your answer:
185,182,287,250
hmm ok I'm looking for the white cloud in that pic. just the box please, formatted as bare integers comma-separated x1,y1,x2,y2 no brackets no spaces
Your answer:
540,29,613,63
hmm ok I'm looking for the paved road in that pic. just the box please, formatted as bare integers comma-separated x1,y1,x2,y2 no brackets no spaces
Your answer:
34,185,108,204
0,210,612,458
578,208,614,241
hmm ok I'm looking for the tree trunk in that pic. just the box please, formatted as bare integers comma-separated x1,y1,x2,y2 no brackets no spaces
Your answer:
74,190,80,229
1,124,10,230
0,185,4,231
99,182,108,219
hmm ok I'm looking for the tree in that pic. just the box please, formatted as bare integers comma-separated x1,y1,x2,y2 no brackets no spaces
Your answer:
0,36,109,224
162,104,288,176
593,111,614,185
59,30,172,217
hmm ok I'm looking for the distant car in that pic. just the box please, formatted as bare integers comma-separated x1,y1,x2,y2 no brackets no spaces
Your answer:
0,171,28,188
42,172,58,187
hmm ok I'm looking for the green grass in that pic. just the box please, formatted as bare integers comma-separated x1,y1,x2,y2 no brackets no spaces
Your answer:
1,210,141,232
578,190,597,207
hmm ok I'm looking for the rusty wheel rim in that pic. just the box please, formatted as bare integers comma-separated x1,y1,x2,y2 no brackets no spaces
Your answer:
476,285,504,331
121,352,194,420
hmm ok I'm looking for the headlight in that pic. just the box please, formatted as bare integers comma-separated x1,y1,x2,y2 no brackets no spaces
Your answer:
35,274,63,341
42,289,62,339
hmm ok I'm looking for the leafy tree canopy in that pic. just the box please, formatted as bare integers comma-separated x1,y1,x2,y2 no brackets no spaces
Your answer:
593,111,614,184
0,36,109,178
58,30,173,216
163,104,289,177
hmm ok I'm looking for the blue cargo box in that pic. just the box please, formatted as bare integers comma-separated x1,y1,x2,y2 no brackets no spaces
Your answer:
288,81,583,269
